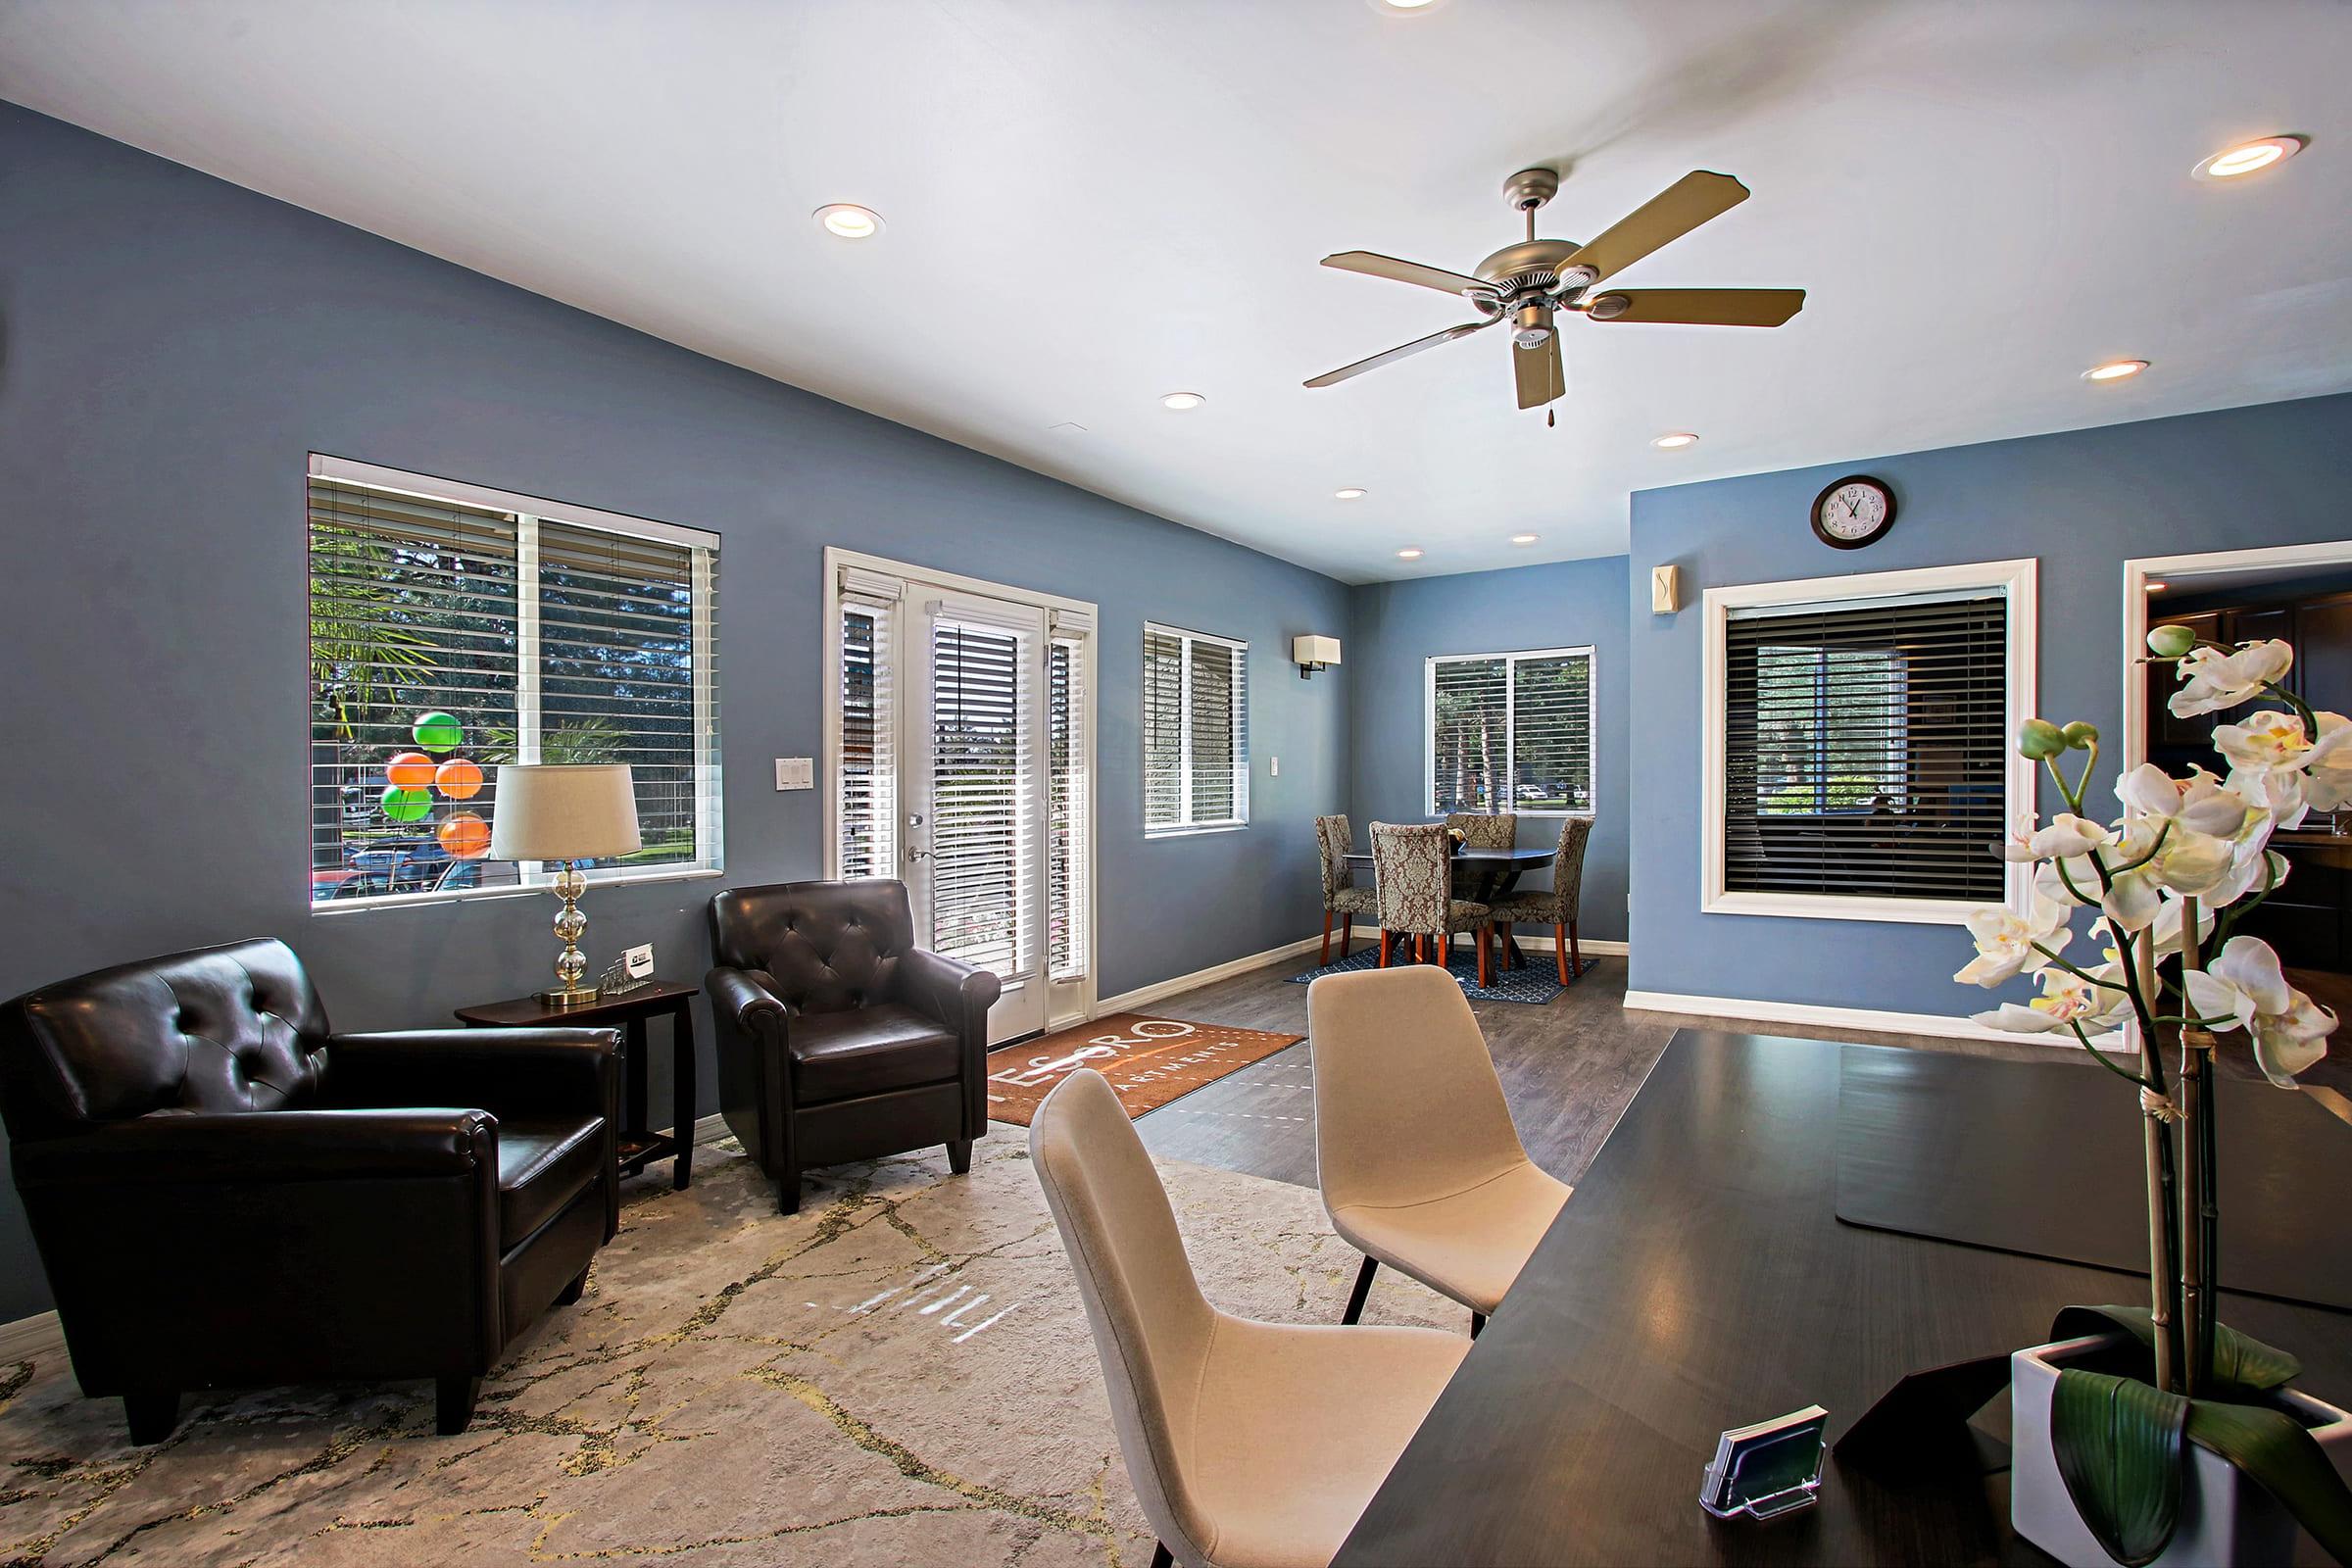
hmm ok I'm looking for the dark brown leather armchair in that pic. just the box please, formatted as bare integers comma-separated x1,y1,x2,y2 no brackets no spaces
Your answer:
707,879,1000,1214
0,938,620,1444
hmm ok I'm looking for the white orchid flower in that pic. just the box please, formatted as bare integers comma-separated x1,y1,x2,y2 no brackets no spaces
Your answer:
1974,963,2132,1035
2205,840,2289,911
2182,936,2338,1088
2217,710,2352,829
2090,893,2216,962
2115,763,2256,839
2168,640,2293,719
1994,812,2042,863
2031,813,2114,859
1953,895,2073,987
2034,818,2228,931
2304,712,2352,811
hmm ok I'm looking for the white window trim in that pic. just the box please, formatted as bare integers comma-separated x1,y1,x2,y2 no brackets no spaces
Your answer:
1700,557,2037,925
1422,644,1598,819
1143,621,1250,837
818,547,1100,1023
306,457,722,914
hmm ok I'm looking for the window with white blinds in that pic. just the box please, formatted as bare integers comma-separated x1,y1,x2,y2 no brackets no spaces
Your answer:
1721,592,2008,903
1427,646,1593,814
927,612,1036,977
1048,628,1089,980
837,592,897,879
307,459,719,907
1143,623,1249,834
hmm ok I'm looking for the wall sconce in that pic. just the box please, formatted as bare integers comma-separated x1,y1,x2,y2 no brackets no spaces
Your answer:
1650,564,1683,614
1294,633,1342,679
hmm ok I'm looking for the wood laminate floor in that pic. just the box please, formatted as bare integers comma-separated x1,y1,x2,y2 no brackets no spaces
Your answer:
1136,951,2352,1190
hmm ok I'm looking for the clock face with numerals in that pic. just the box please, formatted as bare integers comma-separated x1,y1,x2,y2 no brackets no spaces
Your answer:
1810,475,1895,549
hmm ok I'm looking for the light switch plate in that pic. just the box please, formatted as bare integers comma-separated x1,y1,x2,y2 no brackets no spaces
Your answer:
622,943,655,979
774,757,813,790
1270,756,1280,777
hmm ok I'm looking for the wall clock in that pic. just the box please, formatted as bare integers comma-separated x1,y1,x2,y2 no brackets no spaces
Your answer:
1810,475,1895,550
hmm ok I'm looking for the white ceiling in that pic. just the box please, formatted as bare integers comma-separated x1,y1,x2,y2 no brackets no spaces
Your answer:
4,0,2349,582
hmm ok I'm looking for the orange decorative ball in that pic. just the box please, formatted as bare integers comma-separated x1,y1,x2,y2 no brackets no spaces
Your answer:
437,811,492,859
434,758,484,801
385,752,435,790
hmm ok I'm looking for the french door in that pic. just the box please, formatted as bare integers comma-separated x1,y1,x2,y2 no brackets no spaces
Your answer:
831,559,1092,1044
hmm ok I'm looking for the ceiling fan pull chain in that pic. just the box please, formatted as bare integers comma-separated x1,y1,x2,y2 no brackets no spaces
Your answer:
1547,408,1555,428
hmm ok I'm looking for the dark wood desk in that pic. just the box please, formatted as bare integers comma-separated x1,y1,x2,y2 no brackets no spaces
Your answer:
1335,1032,2352,1566
454,980,697,1190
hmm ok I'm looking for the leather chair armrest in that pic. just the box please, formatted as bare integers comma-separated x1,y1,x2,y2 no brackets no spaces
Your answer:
13,1108,498,1188
896,948,1002,1043
707,966,786,1033
324,1028,619,1122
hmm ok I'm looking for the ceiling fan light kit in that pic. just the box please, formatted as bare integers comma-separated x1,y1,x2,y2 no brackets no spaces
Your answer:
1305,165,1805,415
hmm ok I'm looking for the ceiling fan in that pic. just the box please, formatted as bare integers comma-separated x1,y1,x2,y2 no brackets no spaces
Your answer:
1304,167,1804,414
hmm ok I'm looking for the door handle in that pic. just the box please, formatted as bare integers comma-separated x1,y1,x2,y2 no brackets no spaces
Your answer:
906,847,933,861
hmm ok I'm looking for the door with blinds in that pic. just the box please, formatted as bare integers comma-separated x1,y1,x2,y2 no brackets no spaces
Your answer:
832,562,1093,1043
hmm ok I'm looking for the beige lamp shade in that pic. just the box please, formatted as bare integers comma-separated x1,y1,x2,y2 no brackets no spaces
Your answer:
488,764,643,861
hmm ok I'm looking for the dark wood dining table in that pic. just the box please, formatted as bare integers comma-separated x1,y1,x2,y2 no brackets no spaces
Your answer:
1332,1030,2352,1566
1343,845,1557,966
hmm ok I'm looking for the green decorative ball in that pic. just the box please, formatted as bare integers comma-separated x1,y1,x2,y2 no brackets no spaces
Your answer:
412,711,464,753
2017,718,2066,760
380,786,432,822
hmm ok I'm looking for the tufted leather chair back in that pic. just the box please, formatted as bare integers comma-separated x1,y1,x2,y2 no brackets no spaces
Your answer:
708,879,917,1017
0,938,331,1143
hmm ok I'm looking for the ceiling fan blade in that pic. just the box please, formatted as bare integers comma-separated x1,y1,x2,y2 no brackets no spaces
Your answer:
1514,331,1565,410
1568,171,1750,284
1321,250,1497,298
1304,318,1497,388
1581,287,1805,326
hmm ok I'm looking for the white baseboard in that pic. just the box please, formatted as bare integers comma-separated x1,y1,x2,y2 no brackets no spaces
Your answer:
1094,935,1328,1015
0,1309,64,1365
1622,987,2049,1046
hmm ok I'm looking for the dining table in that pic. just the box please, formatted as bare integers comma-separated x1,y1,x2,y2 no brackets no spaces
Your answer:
1343,844,1557,967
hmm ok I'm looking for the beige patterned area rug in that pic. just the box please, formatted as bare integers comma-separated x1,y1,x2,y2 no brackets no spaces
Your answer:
0,1134,1462,1566
984,1014,1304,1126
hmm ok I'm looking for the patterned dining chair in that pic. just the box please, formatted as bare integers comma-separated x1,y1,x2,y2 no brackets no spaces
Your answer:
1369,822,1492,987
1444,811,1517,901
1316,813,1378,965
1487,815,1593,985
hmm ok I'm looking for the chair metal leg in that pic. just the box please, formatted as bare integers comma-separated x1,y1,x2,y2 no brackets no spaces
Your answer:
1342,1254,1379,1325
1320,908,1334,966
1472,1312,1487,1340
1555,923,1569,985
1150,1543,1174,1568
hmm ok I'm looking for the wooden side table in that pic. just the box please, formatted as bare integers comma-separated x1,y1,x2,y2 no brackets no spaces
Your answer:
454,979,698,1190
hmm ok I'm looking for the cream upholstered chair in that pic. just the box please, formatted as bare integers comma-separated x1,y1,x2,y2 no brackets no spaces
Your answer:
1031,1069,1467,1568
1487,815,1594,985
1368,822,1491,986
1313,814,1377,966
1308,965,1571,1338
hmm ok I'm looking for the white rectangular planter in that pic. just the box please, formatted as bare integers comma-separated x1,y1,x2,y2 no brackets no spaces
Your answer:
2012,1334,2352,1568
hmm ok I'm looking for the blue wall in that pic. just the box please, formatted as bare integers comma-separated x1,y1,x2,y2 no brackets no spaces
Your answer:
1346,558,1631,942
1625,392,2352,1013
0,102,1350,1319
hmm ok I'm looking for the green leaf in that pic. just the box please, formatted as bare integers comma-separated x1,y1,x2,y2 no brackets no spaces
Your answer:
2184,1399,2352,1565
2052,1305,2303,1399
2052,1368,2188,1567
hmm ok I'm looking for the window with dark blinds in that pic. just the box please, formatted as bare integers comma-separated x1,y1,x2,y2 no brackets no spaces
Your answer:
1428,647,1593,814
1721,592,2007,902
307,459,719,906
1144,623,1248,834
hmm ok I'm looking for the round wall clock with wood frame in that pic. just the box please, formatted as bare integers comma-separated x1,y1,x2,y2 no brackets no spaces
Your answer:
1810,474,1895,550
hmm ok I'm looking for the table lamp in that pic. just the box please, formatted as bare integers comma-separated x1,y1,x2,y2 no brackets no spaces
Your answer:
488,764,642,1007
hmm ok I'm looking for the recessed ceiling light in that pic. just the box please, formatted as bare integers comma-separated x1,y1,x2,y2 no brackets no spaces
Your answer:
2146,581,2170,592
1511,533,1540,545
2192,135,2307,181
1334,487,1368,501
1396,547,1425,561
1370,0,1443,11
1160,391,1207,412
2082,360,2149,382
814,203,883,239
1652,432,1699,450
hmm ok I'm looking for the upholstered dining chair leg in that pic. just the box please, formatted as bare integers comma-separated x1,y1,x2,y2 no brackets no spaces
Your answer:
1570,918,1583,978
435,1375,483,1436
1321,908,1334,965
1150,1543,1174,1568
122,1391,178,1446
1555,922,1569,985
1495,918,1514,969
1340,918,1353,959
1477,925,1490,989
556,1263,590,1305
1471,1312,1487,1340
1342,1254,1379,1325
1378,929,1391,967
